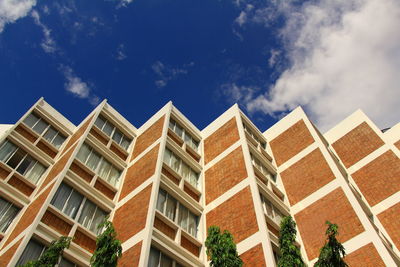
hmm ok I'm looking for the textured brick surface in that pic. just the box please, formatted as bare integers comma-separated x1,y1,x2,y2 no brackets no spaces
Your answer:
37,140,57,158
90,128,108,145
204,118,240,164
240,243,266,267
205,146,247,204
8,175,34,196
114,184,152,242
0,238,22,266
118,241,142,267
131,116,164,160
206,186,258,243
70,161,93,183
62,115,93,155
2,185,53,248
181,235,200,257
352,150,400,206
377,202,400,250
41,210,72,235
270,120,315,166
119,145,159,200
73,229,96,253
154,216,176,240
110,143,128,160
332,122,384,168
94,180,116,200
294,188,364,260
0,164,10,179
15,125,37,143
280,148,336,205
345,243,385,267
395,140,400,150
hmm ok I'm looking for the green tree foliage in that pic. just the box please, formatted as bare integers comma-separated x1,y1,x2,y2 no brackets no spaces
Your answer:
90,218,122,267
314,221,348,267
205,226,243,267
20,236,72,267
278,216,305,267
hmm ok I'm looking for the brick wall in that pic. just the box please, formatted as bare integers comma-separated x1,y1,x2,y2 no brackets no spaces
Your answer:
62,115,93,155
41,210,72,236
240,243,267,267
280,148,336,205
270,120,314,166
114,184,152,243
377,202,400,250
119,145,159,200
395,140,400,150
345,243,385,267
205,146,247,204
118,241,142,267
294,188,364,260
206,186,258,243
0,238,22,266
131,116,164,160
351,150,400,206
332,122,384,168
204,118,240,164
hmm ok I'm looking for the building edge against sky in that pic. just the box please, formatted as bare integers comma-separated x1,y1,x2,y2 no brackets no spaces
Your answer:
0,97,398,266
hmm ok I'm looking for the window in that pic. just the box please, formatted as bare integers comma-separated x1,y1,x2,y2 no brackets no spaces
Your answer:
51,183,108,234
16,239,78,267
243,123,266,150
156,189,199,238
163,148,199,188
94,115,132,150
23,113,66,149
76,143,121,187
149,247,184,267
169,119,199,152
0,197,20,233
0,140,47,184
260,194,284,225
251,153,276,182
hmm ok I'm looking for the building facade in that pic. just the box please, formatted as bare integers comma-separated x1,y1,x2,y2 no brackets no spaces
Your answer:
0,98,398,266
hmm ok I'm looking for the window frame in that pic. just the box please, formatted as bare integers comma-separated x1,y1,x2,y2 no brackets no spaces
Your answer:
94,115,132,151
0,196,20,233
169,118,200,152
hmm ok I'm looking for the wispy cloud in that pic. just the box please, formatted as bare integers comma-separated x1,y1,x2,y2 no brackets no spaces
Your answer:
59,65,100,106
115,44,127,60
0,0,36,32
229,0,400,131
151,61,194,88
31,10,56,53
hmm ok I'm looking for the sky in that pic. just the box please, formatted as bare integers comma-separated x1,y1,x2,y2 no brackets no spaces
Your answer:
0,0,399,133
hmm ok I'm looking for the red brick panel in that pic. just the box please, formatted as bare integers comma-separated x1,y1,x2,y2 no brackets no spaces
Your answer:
332,122,384,168
0,164,10,179
0,238,22,266
206,186,258,243
114,184,152,243
36,140,57,158
62,115,93,155
240,243,267,267
352,150,400,206
131,116,165,160
14,125,37,143
119,145,159,200
395,140,400,150
73,230,96,253
205,146,247,204
180,235,200,257
204,118,240,164
69,162,94,183
154,217,176,240
118,241,142,267
270,120,315,166
2,185,53,248
94,180,116,200
294,188,364,260
8,175,34,196
41,210,72,236
345,243,385,267
377,202,400,250
280,148,336,205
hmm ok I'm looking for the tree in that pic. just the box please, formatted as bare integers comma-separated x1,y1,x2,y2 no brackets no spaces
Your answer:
90,217,122,267
20,236,72,267
278,216,305,267
314,221,348,267
205,226,243,267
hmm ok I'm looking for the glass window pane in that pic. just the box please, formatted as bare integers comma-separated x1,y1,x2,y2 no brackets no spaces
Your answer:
23,113,40,128
165,195,177,221
64,190,84,219
32,119,48,135
98,159,112,180
191,139,199,151
175,124,183,138
163,149,171,165
103,121,114,136
184,133,191,144
6,148,26,169
43,127,57,143
160,254,173,267
0,197,19,232
16,240,45,266
16,155,36,176
169,119,175,130
188,212,198,237
120,137,131,150
112,129,123,144
181,162,190,180
52,134,66,149
91,208,107,234
0,141,17,162
78,199,96,228
178,205,188,231
108,167,121,187
25,162,46,184
156,189,167,213
86,150,101,170
149,247,160,267
51,183,73,211
170,153,180,173
95,116,106,130
76,144,91,163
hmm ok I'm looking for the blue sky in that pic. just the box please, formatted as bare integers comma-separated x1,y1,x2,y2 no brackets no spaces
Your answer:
1,0,399,132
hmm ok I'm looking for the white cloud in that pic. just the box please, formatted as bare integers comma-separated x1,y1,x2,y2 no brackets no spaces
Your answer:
234,0,400,131
152,61,194,88
0,0,36,32
60,65,100,105
116,44,127,60
31,10,57,53
234,4,254,27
